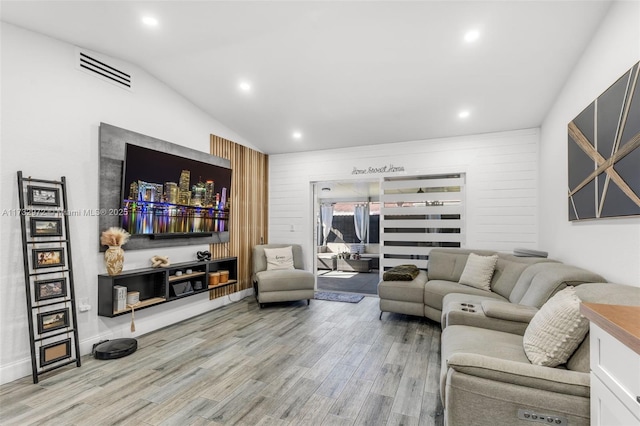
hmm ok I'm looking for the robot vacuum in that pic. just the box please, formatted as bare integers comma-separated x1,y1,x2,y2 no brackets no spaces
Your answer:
92,338,137,360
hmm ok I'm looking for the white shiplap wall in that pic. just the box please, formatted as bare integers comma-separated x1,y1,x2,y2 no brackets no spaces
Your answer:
269,128,540,270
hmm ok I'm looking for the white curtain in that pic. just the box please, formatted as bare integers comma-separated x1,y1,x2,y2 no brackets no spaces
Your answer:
354,203,369,243
320,204,334,245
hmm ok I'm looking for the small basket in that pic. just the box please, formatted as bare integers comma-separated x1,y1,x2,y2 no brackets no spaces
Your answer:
126,291,140,305
208,272,220,287
219,270,229,283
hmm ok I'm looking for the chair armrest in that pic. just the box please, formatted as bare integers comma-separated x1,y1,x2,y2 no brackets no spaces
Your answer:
446,353,589,397
481,301,538,323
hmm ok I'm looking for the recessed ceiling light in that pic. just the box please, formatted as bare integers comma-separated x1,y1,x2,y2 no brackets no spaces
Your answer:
458,110,470,119
142,16,159,27
239,81,251,92
292,131,302,139
464,30,480,43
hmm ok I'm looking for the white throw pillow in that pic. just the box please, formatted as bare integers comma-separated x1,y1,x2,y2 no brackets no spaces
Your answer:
263,246,295,271
523,286,589,367
458,253,498,291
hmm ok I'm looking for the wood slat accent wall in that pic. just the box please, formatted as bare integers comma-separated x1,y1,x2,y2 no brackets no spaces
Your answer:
210,135,268,296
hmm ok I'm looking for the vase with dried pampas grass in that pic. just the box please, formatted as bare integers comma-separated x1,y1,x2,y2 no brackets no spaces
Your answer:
101,227,130,276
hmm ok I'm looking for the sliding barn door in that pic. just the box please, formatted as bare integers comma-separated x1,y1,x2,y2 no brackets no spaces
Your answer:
380,174,465,270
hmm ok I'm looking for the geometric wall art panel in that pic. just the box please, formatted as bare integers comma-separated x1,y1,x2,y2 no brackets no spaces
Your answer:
568,61,640,220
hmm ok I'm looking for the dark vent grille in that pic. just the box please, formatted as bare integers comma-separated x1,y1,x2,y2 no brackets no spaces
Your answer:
77,50,132,89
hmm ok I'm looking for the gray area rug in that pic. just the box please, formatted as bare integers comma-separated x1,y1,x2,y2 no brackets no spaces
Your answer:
317,270,379,295
314,291,365,303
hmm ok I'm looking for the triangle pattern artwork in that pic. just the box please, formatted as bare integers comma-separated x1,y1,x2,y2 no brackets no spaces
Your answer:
567,61,640,220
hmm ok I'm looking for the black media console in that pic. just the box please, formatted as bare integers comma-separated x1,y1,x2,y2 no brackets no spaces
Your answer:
97,257,237,317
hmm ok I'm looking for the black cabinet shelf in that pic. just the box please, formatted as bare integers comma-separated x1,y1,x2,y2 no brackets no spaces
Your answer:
98,257,237,317
168,271,206,282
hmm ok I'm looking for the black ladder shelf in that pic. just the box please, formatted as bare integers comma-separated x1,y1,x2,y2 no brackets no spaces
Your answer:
17,171,81,383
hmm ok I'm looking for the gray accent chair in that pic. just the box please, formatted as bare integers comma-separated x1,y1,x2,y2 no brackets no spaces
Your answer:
252,244,315,308
440,282,640,425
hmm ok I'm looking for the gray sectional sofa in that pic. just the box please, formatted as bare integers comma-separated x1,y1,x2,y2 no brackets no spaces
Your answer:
378,248,605,330
377,247,633,425
441,261,610,334
440,282,640,425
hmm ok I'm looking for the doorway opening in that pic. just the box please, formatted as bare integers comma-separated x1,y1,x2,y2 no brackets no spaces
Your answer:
313,180,380,295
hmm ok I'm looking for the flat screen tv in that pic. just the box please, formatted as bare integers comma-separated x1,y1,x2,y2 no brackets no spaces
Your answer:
120,144,231,239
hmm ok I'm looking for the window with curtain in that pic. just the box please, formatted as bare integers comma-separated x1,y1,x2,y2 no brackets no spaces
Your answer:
354,203,370,243
318,202,380,244
320,203,334,246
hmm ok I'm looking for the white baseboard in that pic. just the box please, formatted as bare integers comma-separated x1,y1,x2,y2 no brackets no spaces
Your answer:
0,288,254,385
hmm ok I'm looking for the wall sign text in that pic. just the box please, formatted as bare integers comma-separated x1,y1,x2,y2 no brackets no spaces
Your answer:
351,164,405,175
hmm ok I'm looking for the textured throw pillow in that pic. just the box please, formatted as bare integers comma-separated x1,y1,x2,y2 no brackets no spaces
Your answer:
458,253,498,291
523,286,589,367
263,246,295,271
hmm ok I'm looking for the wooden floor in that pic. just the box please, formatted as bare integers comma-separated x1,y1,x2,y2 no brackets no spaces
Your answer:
0,295,443,426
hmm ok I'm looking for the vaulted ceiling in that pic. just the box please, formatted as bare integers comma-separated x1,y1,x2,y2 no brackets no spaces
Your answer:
1,1,612,154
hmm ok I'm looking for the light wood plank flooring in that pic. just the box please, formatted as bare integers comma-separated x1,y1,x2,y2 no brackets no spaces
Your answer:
0,295,443,425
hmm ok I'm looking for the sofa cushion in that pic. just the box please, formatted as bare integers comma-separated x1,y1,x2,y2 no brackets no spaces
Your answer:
508,263,554,304
442,292,506,310
441,293,507,325
567,283,640,372
458,253,498,291
255,269,314,292
446,352,590,398
425,280,506,311
441,294,538,334
490,258,530,299
427,249,496,282
378,270,427,303
523,287,589,367
565,336,590,373
514,264,606,307
490,254,554,300
481,300,539,323
574,282,640,305
263,246,295,270
441,325,530,401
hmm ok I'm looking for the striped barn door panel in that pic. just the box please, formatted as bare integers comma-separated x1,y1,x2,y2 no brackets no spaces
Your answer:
380,174,465,270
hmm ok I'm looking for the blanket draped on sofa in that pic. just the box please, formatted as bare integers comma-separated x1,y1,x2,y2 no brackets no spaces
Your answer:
383,264,420,281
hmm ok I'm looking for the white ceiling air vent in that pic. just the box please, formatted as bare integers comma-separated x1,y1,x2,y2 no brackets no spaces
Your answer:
76,48,133,91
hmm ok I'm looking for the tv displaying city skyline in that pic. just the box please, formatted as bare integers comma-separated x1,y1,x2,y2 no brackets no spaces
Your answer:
120,144,232,237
